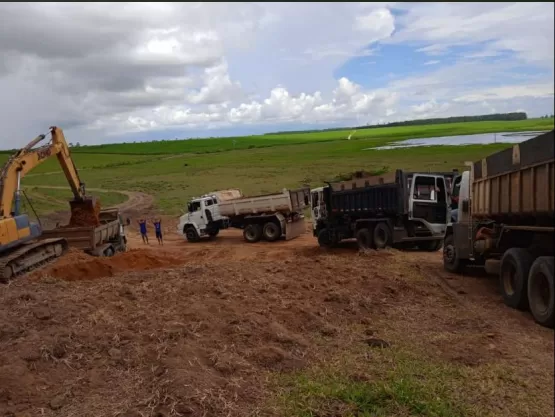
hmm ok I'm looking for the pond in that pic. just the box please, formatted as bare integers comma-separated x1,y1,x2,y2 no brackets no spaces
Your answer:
368,131,549,150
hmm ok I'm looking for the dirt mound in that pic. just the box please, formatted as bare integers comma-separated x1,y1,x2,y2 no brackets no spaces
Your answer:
31,249,185,281
334,168,389,182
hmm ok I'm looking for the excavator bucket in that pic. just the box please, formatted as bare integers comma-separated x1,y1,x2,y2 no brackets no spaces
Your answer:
68,196,101,227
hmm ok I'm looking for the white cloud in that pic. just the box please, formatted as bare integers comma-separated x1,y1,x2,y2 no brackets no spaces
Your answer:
391,2,554,66
0,2,553,146
454,82,555,103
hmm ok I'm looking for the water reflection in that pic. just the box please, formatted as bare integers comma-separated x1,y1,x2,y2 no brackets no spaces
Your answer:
368,131,548,150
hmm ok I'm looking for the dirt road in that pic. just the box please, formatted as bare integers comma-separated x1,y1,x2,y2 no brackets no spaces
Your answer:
1,222,553,417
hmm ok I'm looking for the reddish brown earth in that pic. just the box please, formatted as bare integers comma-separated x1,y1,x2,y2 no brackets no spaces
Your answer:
67,198,101,227
0,218,553,417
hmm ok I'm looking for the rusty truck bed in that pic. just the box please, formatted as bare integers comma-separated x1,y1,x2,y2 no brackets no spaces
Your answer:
472,130,554,223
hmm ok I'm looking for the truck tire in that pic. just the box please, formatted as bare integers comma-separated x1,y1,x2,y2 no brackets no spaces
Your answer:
317,228,333,248
185,226,200,243
500,248,533,310
243,224,262,243
263,222,281,242
104,247,114,257
373,222,391,249
443,234,467,273
356,228,373,250
527,256,554,328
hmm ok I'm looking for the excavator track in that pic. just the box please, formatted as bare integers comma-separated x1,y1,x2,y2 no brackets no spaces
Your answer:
0,238,69,283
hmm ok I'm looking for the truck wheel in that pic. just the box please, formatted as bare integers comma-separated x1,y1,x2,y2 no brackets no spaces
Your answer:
443,234,467,273
185,226,200,243
317,229,333,248
500,248,533,310
104,248,114,257
356,228,373,250
373,223,391,249
243,224,262,243
527,256,554,328
263,222,281,242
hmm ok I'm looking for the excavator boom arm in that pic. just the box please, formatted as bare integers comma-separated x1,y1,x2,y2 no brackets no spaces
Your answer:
0,126,86,217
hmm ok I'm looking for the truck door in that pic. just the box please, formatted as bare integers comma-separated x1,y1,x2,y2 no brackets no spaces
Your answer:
204,197,221,223
187,200,204,227
310,188,326,229
409,174,448,225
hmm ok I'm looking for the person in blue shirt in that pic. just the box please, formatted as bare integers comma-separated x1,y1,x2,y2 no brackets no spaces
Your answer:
138,218,149,244
153,218,163,245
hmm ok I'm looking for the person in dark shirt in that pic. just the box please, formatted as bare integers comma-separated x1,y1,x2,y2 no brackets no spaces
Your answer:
138,218,148,244
153,218,163,245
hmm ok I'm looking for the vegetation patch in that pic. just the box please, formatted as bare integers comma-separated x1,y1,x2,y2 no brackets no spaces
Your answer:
273,350,470,417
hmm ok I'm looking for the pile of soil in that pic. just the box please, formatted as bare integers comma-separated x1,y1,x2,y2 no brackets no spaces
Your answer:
68,198,101,227
30,249,184,281
1,232,553,417
333,168,389,182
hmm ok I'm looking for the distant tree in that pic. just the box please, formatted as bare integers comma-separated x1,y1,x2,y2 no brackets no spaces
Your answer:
69,142,74,147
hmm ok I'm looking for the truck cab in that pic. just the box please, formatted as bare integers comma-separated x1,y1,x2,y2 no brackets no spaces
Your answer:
177,195,228,242
311,171,450,250
309,186,327,232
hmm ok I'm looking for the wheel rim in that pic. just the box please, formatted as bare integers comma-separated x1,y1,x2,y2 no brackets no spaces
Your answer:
531,271,550,315
444,245,455,264
502,261,516,296
266,224,278,238
246,228,256,240
186,229,196,240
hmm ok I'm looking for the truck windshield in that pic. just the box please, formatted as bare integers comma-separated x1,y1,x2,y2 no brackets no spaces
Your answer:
188,201,201,213
312,193,319,207
413,176,437,201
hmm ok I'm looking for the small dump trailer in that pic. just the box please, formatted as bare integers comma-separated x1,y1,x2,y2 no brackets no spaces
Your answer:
444,130,554,327
178,187,310,243
311,170,450,250
40,208,127,257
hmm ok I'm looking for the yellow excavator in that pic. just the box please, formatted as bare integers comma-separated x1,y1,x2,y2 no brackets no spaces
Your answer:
0,126,97,281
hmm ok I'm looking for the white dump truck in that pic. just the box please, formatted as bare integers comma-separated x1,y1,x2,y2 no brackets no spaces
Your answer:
177,187,310,243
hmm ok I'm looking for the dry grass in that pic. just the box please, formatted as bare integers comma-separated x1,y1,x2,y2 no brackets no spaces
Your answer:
0,234,553,417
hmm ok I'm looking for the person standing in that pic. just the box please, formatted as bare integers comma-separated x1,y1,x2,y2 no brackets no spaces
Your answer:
153,218,163,245
138,218,149,244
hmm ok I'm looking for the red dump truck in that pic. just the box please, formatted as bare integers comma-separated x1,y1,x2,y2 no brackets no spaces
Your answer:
40,208,127,257
444,130,554,327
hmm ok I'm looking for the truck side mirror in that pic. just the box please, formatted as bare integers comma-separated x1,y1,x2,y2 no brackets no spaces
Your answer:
462,200,469,213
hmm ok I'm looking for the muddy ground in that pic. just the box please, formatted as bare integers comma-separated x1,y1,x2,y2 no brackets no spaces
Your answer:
1,216,553,417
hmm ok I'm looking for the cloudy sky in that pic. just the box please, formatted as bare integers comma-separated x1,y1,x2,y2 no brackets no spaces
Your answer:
1,2,553,147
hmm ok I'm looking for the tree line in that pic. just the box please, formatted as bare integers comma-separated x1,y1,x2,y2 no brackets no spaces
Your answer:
266,112,529,135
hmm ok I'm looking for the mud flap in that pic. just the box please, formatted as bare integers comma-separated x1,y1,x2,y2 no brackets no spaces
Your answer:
285,217,306,240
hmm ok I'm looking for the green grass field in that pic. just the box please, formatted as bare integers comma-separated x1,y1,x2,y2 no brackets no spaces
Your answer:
12,118,553,216
69,118,551,155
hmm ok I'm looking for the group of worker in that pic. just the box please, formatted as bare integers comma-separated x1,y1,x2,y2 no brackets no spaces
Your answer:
137,218,164,245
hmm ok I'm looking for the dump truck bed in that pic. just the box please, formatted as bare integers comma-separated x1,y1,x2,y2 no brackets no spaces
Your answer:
218,187,309,217
40,209,122,253
472,130,554,224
